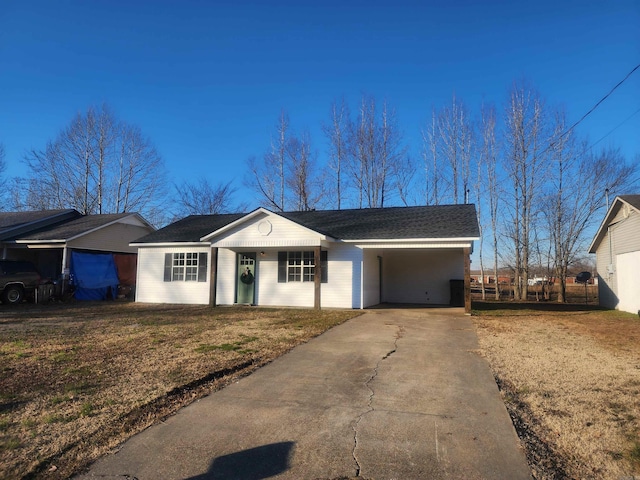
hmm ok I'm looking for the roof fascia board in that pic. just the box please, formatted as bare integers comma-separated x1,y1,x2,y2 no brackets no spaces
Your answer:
588,197,624,253
130,241,210,248
342,236,480,243
13,239,66,244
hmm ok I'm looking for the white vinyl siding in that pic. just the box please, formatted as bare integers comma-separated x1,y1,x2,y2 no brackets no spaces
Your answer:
216,248,237,305
254,252,314,307
136,246,210,304
381,249,463,305
69,222,153,253
595,247,618,309
362,249,383,307
595,206,640,311
226,244,361,309
320,244,362,308
616,251,640,314
211,212,324,248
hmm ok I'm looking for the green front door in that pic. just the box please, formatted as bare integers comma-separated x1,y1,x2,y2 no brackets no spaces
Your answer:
236,253,256,304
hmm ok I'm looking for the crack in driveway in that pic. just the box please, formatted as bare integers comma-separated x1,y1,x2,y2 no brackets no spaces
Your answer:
352,325,405,476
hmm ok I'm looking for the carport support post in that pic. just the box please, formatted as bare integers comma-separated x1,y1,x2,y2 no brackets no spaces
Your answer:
209,247,218,307
314,246,321,310
464,247,471,313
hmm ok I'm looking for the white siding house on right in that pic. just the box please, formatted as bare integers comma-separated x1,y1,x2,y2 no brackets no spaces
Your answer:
589,195,640,314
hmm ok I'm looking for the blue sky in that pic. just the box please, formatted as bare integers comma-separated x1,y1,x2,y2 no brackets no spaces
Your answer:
1,0,639,209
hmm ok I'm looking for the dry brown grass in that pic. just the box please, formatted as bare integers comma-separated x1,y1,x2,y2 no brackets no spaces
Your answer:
473,302,640,479
0,302,359,480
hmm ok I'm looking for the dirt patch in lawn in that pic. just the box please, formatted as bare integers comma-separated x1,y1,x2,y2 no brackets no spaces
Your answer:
473,302,640,479
0,302,360,480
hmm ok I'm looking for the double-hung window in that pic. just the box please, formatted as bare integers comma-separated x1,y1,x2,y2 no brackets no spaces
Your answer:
278,251,327,283
164,252,208,282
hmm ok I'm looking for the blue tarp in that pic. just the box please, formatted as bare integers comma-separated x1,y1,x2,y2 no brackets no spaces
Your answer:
70,251,119,301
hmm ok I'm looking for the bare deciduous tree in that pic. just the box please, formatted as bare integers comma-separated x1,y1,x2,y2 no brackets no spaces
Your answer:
174,179,238,216
429,95,474,205
12,105,166,220
423,111,441,205
247,111,290,211
503,82,548,301
323,99,350,209
480,104,501,300
286,131,323,211
248,112,326,212
544,136,637,302
392,154,417,206
347,96,406,208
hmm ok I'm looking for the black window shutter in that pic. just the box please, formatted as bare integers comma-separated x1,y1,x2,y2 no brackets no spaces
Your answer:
164,253,172,282
198,252,208,282
278,252,287,283
321,250,328,283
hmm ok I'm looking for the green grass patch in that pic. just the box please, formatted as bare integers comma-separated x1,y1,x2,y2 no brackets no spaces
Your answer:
64,381,96,395
79,402,94,417
52,350,76,363
43,414,66,424
50,394,73,405
628,441,640,464
21,419,37,429
1,437,21,450
0,418,10,431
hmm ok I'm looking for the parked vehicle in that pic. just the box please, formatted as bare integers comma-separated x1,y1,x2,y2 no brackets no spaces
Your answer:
0,260,41,304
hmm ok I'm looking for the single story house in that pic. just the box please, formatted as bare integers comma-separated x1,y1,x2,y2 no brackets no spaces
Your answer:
132,204,480,312
0,209,155,298
589,195,640,314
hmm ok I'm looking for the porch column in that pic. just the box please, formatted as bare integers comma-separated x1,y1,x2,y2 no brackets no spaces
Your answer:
314,246,321,310
463,247,471,313
209,247,218,307
61,246,69,295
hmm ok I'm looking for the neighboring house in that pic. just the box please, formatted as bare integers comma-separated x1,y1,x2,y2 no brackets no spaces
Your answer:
589,195,640,314
0,209,155,298
132,205,480,312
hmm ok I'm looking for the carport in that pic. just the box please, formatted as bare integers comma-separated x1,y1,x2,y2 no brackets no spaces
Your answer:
361,243,473,312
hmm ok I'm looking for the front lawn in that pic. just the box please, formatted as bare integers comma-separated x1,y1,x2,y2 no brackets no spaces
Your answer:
473,302,640,479
0,302,359,479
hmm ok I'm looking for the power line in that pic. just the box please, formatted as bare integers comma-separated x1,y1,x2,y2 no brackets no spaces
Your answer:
546,62,640,153
588,106,640,151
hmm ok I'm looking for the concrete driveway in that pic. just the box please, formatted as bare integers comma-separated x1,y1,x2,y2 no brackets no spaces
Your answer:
77,308,531,480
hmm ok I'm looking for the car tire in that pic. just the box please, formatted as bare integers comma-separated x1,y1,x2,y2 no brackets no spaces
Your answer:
2,285,25,305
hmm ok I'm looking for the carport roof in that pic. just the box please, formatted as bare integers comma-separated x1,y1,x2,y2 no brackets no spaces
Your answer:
134,204,480,244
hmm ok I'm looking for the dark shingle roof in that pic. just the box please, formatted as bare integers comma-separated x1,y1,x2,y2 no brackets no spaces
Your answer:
0,209,80,240
281,204,479,240
620,195,640,211
0,210,70,229
134,205,479,243
14,213,137,241
133,213,246,243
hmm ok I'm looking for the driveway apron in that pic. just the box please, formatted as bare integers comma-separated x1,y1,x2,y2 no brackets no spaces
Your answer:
77,308,532,480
